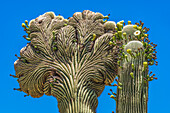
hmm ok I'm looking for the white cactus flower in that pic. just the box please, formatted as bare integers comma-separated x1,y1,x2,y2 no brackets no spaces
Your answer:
134,30,141,36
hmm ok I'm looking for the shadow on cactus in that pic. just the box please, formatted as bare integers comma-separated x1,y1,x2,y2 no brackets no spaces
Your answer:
11,10,119,113
108,20,158,113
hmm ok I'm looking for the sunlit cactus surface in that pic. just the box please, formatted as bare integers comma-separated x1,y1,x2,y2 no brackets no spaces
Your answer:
12,10,158,113
108,20,158,113
12,10,119,113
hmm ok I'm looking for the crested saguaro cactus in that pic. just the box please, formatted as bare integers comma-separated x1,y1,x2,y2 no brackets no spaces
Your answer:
108,21,158,113
12,10,119,113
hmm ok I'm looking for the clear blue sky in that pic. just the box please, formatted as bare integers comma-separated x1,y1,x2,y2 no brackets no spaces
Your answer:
0,0,169,113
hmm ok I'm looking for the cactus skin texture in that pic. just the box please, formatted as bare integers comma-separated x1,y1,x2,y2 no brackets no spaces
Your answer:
117,40,148,113
108,20,158,113
12,10,119,113
12,10,157,113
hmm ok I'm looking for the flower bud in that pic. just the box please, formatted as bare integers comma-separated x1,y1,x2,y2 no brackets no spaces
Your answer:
110,95,115,98
127,49,132,54
123,32,126,36
146,75,149,78
112,36,115,41
133,25,137,29
138,26,142,30
128,21,131,25
144,34,148,37
130,72,134,79
25,20,29,26
103,16,109,19
118,31,122,34
131,64,134,70
34,46,37,49
109,41,114,45
118,82,122,86
125,55,128,62
119,20,124,24
118,86,122,90
53,47,57,51
26,38,31,41
91,34,96,41
143,62,148,68
22,23,26,28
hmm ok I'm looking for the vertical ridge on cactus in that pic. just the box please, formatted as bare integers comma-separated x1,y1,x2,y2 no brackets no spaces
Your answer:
108,20,157,113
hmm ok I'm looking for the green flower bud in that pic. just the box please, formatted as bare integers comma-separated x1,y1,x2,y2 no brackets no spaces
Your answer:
143,62,148,68
138,26,142,30
112,36,115,41
125,55,128,62
54,78,57,82
122,52,125,56
144,80,147,83
150,77,154,81
131,64,134,70
117,60,120,65
73,39,77,42
118,82,122,86
22,23,26,28
53,42,57,45
123,32,126,36
103,16,109,19
25,20,28,24
53,47,57,51
144,34,148,37
26,38,31,41
127,49,132,54
52,31,56,40
117,23,121,27
130,72,134,79
25,20,29,26
147,75,149,78
115,33,118,37
34,46,37,49
26,31,30,34
91,34,96,41
133,25,137,29
119,20,124,24
118,31,122,34
149,49,152,52
64,24,67,26
120,24,123,28
128,21,131,25
118,86,122,90
109,41,114,45
110,95,114,98
36,50,40,53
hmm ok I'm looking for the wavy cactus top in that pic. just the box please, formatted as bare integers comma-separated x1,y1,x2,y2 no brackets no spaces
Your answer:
13,10,118,113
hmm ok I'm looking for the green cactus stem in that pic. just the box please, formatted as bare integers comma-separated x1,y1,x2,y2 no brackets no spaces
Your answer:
117,40,148,113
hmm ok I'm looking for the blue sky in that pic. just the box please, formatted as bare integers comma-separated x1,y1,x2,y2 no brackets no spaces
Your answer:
0,0,169,113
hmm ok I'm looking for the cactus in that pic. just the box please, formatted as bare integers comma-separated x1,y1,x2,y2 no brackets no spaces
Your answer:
11,10,157,113
11,10,119,113
109,20,158,113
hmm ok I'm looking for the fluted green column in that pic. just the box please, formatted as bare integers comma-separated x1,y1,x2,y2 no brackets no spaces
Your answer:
108,21,157,113
117,41,148,113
